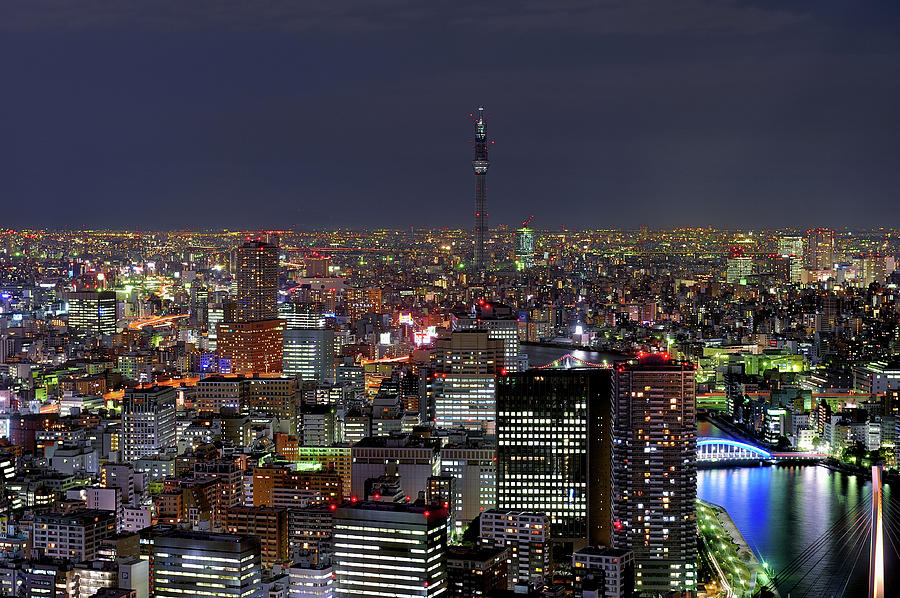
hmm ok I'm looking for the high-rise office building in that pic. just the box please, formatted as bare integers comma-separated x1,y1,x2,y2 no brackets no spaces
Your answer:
472,106,490,271
67,290,117,335
440,435,496,536
73,558,149,598
195,375,298,419
287,503,335,564
452,302,523,371
153,530,262,598
446,546,508,598
288,558,334,598
805,228,835,270
572,546,635,598
346,287,383,321
778,235,804,258
74,561,118,598
234,240,279,322
294,446,352,500
217,320,285,374
247,375,299,421
305,254,331,278
349,435,441,502
432,330,504,433
725,255,753,284
611,354,697,594
514,225,535,270
777,235,805,283
196,375,246,413
859,254,887,287
496,368,612,548
195,460,245,509
333,502,448,597
280,302,326,330
22,561,77,598
218,239,284,374
121,386,176,462
252,465,342,508
284,329,335,381
101,463,136,504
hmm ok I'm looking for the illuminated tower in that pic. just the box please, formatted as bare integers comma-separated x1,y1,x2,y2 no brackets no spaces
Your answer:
472,106,490,271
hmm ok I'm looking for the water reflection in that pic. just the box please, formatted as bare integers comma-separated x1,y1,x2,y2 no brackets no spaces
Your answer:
698,465,897,594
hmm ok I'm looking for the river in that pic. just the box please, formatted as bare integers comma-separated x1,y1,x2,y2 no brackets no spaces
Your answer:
698,421,899,595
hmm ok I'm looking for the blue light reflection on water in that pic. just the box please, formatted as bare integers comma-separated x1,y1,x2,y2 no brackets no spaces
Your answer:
698,465,899,594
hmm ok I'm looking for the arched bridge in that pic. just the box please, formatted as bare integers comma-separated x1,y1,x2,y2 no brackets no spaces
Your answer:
697,438,825,464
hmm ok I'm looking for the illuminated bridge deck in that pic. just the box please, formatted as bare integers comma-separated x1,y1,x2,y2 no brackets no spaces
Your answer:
697,438,826,464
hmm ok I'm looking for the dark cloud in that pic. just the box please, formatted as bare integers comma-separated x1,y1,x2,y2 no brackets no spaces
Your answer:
0,0,807,36
452,0,809,36
2,1,900,229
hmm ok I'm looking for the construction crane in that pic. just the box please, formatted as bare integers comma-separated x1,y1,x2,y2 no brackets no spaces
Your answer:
521,214,535,228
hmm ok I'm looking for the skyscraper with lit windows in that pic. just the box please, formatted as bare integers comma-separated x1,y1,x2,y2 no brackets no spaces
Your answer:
332,501,448,597
514,225,535,270
805,228,835,270
67,290,117,335
496,367,612,549
283,328,335,381
121,385,176,462
218,239,284,374
778,235,805,283
234,240,278,321
611,354,697,594
432,330,504,433
153,530,262,598
452,302,524,372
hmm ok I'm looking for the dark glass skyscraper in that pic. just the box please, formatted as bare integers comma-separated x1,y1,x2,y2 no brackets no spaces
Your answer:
472,106,490,271
612,354,697,594
496,368,612,550
234,239,279,322
218,238,284,374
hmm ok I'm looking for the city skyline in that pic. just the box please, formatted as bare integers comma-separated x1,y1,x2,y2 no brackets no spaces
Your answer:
1,222,899,595
4,2,900,597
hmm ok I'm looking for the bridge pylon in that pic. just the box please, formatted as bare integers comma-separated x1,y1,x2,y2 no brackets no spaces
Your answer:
870,465,885,598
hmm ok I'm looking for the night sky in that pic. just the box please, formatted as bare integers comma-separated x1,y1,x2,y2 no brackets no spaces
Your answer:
4,1,900,230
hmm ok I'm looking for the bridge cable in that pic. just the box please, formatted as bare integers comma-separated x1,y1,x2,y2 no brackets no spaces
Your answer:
769,499,868,585
770,501,868,591
802,506,872,598
782,507,870,597
877,496,900,564
835,509,877,598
